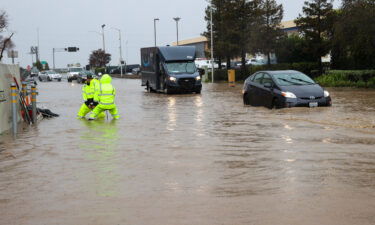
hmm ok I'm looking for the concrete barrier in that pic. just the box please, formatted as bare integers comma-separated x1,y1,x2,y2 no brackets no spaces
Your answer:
0,63,21,134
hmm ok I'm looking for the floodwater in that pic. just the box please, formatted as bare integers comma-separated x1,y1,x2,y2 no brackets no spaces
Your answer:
1,78,375,225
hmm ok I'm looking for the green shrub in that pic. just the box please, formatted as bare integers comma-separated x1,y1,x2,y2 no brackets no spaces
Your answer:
315,70,375,88
207,62,319,82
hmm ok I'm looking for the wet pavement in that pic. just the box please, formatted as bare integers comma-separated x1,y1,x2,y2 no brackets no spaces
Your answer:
1,78,375,225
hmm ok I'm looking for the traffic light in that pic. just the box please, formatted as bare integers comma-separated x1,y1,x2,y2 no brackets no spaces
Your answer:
65,47,79,52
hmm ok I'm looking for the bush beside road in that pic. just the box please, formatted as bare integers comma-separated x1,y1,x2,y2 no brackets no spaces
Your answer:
207,62,320,82
316,70,375,88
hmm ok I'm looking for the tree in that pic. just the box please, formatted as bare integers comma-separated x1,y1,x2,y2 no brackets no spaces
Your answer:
331,0,375,69
275,34,315,63
295,0,334,73
204,0,261,71
204,0,239,69
89,49,111,68
0,10,15,61
33,60,43,71
256,0,284,65
234,0,261,72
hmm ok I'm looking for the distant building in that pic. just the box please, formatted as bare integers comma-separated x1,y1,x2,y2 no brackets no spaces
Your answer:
171,36,208,58
280,20,299,35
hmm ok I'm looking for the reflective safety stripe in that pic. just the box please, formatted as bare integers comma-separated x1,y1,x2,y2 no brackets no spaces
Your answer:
100,102,114,105
85,92,94,95
98,94,114,96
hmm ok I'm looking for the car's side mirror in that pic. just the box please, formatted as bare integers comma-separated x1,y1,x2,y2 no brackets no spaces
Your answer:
264,82,273,89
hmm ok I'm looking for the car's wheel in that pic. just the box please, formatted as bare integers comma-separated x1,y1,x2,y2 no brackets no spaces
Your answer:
38,77,42,82
58,79,61,82
164,83,173,94
48,77,52,81
146,82,151,92
195,89,201,94
243,93,250,105
271,97,280,109
68,78,72,82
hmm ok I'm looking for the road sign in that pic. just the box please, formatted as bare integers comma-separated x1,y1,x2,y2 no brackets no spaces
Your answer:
7,50,18,58
41,61,47,65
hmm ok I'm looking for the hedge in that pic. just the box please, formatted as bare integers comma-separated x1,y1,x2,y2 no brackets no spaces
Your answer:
315,70,375,88
207,62,320,82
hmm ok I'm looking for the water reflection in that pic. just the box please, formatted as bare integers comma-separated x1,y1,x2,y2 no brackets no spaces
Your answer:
167,97,177,131
79,120,120,197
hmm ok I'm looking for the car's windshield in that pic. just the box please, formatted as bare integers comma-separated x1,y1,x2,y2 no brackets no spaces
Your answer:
47,71,55,74
70,68,83,72
165,62,196,74
273,72,315,86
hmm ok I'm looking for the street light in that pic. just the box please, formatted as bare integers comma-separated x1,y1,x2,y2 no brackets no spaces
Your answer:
154,18,159,47
173,17,181,46
210,2,214,83
101,24,106,52
111,27,124,77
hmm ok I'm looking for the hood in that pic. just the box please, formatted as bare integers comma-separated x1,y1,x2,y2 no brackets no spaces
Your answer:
172,72,199,78
100,74,112,84
281,84,324,98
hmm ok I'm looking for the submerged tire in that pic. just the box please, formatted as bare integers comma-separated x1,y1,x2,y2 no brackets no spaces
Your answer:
146,83,151,93
243,93,250,105
272,98,279,109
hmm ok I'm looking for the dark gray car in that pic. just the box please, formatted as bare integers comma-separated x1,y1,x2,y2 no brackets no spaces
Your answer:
243,70,332,109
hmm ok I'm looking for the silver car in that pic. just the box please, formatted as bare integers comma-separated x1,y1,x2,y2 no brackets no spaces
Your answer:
38,70,62,82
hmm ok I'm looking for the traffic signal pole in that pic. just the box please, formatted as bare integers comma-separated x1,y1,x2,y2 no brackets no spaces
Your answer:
52,47,79,69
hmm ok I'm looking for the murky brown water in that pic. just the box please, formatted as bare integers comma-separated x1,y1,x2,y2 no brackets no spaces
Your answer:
1,79,375,225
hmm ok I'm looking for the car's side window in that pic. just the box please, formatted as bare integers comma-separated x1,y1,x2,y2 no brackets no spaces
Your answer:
261,74,274,85
253,73,264,84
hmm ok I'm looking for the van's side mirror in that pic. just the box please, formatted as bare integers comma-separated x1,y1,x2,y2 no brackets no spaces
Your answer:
198,68,205,76
264,82,273,89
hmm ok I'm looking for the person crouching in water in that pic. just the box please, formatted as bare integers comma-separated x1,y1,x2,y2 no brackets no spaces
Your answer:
77,74,105,119
89,74,120,120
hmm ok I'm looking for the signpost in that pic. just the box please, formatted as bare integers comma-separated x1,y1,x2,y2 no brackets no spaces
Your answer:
7,50,18,64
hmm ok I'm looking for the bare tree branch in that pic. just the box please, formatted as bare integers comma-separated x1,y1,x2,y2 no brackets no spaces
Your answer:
0,33,14,61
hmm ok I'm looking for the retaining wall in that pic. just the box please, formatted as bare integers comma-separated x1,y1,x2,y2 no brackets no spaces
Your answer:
0,63,21,134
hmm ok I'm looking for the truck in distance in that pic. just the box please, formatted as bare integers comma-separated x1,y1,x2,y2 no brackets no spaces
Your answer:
141,46,203,94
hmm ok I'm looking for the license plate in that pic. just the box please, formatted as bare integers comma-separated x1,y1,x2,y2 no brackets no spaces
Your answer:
309,102,318,107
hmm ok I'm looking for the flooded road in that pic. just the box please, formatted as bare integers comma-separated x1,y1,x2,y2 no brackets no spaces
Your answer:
1,78,375,225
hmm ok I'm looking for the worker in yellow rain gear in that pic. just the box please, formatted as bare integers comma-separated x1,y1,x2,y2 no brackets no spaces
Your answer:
77,74,105,119
89,74,120,120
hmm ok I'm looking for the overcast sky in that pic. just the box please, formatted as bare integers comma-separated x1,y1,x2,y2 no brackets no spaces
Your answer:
2,0,341,68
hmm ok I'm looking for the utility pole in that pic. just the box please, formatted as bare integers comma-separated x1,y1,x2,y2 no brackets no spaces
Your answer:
101,24,106,52
154,18,159,47
173,17,181,46
210,2,214,83
112,27,124,77
37,28,40,62
53,48,55,69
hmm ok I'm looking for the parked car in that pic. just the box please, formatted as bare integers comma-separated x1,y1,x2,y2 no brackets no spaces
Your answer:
67,67,83,82
38,70,62,82
30,67,39,77
132,67,140,75
246,58,266,65
243,70,332,108
77,70,96,83
195,59,219,69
